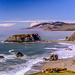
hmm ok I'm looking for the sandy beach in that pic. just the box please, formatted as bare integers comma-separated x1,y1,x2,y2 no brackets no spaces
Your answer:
41,58,75,72
26,57,75,75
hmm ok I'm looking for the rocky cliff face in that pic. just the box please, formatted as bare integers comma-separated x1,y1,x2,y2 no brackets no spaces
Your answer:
4,33,41,42
67,32,75,41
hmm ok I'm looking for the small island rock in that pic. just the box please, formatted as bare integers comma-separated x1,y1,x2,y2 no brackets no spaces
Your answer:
16,52,23,57
0,56,4,58
4,33,41,42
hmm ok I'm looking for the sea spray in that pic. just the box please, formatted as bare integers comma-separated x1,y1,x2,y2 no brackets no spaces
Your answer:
53,43,75,59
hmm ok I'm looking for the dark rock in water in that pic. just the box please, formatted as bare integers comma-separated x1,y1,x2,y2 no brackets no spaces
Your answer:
4,33,41,42
49,54,58,61
65,36,68,40
65,48,72,51
0,56,4,58
16,52,23,57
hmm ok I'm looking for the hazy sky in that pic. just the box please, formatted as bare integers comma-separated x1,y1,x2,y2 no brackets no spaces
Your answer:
0,0,75,27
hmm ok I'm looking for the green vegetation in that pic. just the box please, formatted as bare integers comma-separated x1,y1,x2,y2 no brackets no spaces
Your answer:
31,71,75,75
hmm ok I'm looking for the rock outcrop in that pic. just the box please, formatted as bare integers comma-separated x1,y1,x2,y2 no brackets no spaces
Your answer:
67,32,75,41
65,48,72,51
16,52,23,57
4,33,41,42
43,54,58,61
0,56,4,58
49,54,58,61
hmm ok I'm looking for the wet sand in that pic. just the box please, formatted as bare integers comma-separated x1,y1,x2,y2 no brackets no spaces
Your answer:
25,62,46,75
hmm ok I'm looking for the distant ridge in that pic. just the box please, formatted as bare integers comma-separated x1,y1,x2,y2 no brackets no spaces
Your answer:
26,21,75,31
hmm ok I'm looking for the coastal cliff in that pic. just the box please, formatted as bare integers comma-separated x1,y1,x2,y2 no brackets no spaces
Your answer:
4,33,41,42
26,21,75,31
67,32,75,41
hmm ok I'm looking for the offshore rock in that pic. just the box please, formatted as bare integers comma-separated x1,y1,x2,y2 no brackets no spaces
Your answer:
4,33,41,42
43,54,58,61
16,52,23,57
49,54,58,61
0,56,4,58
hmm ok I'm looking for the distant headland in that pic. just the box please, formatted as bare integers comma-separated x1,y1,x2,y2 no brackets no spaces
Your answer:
25,21,75,31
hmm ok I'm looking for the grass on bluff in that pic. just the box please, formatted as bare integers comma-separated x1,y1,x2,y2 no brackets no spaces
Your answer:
31,71,75,75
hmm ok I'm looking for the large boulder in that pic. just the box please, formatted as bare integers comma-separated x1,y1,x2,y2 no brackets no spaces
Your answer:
16,52,23,57
0,56,4,58
65,48,72,51
4,33,41,42
43,54,58,61
49,54,58,61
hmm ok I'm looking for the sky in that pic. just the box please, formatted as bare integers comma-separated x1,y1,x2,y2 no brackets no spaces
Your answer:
0,0,75,27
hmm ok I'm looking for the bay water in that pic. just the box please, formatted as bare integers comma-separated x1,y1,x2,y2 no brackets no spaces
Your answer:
0,28,75,75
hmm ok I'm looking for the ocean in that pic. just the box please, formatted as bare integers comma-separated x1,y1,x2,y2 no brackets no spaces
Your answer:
0,28,75,75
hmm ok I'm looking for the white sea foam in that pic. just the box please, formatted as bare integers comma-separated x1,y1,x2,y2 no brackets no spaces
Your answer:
44,48,57,50
0,41,4,44
0,59,6,62
8,57,43,75
9,49,14,53
4,54,16,60
53,43,75,59
58,38,65,40
58,42,72,46
0,72,10,75
0,54,16,62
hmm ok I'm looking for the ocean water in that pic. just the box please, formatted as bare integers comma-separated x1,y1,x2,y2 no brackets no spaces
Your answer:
0,28,75,75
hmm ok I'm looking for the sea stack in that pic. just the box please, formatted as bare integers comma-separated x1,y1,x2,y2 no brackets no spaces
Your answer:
4,33,41,42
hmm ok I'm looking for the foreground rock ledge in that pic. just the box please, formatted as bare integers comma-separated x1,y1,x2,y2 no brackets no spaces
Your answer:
4,33,41,42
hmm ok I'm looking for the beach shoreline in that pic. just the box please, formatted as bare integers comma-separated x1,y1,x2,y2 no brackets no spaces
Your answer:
4,39,75,44
41,57,75,71
24,40,75,75
28,58,75,75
